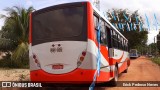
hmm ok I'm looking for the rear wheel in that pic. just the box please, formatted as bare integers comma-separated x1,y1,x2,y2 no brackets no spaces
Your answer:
123,66,128,73
123,68,128,73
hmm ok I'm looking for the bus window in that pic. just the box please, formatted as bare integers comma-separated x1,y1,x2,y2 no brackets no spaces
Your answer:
120,37,123,50
123,39,125,50
94,15,99,29
115,32,118,48
126,42,128,51
32,5,87,45
111,30,115,48
100,20,107,45
106,25,111,48
117,34,121,49
93,14,99,42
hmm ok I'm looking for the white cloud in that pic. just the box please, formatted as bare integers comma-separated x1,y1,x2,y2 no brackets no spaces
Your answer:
0,10,6,30
32,0,90,10
25,0,33,7
148,30,159,44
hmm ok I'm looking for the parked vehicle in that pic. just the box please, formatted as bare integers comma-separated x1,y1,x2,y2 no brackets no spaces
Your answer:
29,1,130,86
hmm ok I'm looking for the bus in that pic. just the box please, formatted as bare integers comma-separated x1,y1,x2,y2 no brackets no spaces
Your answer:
29,1,130,85
130,49,139,59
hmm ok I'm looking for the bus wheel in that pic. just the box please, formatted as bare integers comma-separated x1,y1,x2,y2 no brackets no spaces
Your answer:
109,66,118,86
123,67,128,73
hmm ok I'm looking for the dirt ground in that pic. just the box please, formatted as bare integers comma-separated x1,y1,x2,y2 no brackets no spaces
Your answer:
0,56,160,90
0,69,29,81
103,56,160,90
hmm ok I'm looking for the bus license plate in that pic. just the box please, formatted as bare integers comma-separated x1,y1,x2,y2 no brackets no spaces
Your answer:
52,65,63,69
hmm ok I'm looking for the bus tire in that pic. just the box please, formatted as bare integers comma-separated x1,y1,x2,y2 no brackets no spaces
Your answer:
109,66,118,86
123,68,128,73
123,65,128,73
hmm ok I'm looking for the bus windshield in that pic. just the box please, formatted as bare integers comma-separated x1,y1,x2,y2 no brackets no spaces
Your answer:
130,49,137,53
32,3,87,45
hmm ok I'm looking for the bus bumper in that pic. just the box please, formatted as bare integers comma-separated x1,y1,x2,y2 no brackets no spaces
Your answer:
31,68,95,83
30,68,110,84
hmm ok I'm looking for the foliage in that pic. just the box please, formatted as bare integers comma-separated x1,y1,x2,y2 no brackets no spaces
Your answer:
151,57,160,66
157,31,160,53
107,9,148,49
0,6,34,68
148,43,158,55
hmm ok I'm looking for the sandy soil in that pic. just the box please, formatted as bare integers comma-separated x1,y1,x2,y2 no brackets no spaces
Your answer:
0,69,29,81
103,56,160,90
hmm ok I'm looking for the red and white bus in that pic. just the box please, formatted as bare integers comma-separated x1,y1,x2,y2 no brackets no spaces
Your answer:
29,1,130,85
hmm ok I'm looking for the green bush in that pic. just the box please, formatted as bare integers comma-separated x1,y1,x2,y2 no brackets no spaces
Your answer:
151,57,160,66
0,54,29,69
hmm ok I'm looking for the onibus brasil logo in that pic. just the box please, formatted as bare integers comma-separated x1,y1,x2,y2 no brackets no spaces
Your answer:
1,82,42,87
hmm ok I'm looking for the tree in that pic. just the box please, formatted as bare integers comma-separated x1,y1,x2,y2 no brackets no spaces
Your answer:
0,6,34,67
148,43,157,55
157,31,160,53
107,9,148,50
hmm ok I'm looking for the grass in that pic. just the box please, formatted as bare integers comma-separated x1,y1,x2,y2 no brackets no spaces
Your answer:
0,55,29,69
151,57,160,66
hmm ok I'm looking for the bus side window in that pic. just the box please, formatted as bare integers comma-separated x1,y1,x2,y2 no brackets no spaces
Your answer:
124,40,126,51
112,30,115,48
120,37,123,50
93,14,99,42
100,20,107,46
126,42,128,51
124,41,128,51
123,39,125,50
117,35,120,49
94,15,99,29
106,25,111,48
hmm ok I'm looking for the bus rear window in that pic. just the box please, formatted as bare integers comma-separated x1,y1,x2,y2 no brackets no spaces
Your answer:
32,3,87,45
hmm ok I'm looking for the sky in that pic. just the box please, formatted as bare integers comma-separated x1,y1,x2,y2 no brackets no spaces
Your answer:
0,0,159,44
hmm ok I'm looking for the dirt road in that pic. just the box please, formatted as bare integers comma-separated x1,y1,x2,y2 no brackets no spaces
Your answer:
57,56,160,90
0,69,29,81
118,56,160,81
102,56,160,90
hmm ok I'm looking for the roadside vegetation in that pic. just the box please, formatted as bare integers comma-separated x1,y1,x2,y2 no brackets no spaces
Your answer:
151,57,160,66
0,6,34,68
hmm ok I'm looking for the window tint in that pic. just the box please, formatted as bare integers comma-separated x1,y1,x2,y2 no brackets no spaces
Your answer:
111,29,128,51
94,15,99,29
93,15,99,42
32,4,87,46
93,15,108,46
93,13,129,49
100,20,107,45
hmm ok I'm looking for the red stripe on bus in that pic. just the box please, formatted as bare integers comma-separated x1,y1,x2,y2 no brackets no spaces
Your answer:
110,52,124,65
87,2,97,43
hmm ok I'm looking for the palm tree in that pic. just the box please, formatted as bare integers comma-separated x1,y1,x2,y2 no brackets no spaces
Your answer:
0,6,34,67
